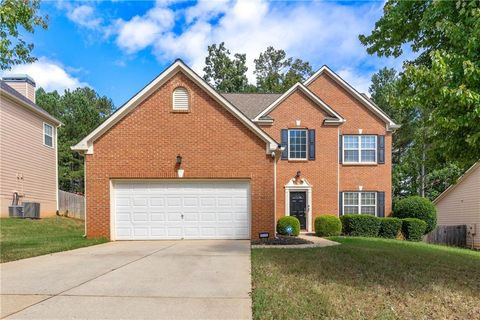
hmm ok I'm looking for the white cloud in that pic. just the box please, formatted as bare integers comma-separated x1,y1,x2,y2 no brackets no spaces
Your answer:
2,58,89,92
337,68,373,96
65,0,409,91
66,5,103,29
115,7,175,53
109,0,386,86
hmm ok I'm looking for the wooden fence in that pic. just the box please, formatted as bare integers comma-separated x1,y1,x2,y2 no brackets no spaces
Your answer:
424,225,467,248
58,190,85,220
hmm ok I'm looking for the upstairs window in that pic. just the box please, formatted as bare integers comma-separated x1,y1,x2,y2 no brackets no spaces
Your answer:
288,129,307,160
343,135,376,163
343,192,376,215
44,123,54,147
172,87,189,111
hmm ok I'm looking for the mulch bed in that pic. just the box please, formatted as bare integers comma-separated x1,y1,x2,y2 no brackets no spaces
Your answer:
251,235,314,246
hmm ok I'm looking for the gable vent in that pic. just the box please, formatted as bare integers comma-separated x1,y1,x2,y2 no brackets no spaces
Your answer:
173,87,189,110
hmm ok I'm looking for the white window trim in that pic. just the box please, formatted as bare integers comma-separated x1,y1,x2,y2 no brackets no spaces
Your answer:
343,192,377,216
342,135,377,164
288,129,308,161
43,122,54,148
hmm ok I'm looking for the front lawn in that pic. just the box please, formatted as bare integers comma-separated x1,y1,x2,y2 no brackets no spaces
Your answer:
0,217,107,263
252,237,480,319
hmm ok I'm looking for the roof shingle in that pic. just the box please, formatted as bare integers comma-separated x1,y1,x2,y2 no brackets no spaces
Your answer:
222,93,281,119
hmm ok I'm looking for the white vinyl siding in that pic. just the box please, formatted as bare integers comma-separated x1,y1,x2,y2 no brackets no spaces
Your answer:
172,87,189,111
343,192,377,216
343,135,376,163
43,123,54,147
288,129,307,160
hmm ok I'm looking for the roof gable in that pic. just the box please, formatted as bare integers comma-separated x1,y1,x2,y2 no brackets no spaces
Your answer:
304,65,399,131
0,80,61,126
253,83,344,124
72,60,278,154
433,161,480,205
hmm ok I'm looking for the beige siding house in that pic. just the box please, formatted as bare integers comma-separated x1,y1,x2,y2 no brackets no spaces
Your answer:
433,162,480,249
0,75,61,217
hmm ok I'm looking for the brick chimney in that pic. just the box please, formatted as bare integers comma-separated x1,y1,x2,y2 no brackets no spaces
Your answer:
2,74,36,103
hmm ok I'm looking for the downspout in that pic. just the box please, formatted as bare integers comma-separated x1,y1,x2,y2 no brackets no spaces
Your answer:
83,153,87,238
273,145,285,238
55,125,60,213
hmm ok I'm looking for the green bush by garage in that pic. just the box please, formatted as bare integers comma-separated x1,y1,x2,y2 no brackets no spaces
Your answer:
393,196,437,234
315,215,342,237
401,218,427,241
379,217,402,238
340,214,381,237
277,216,300,236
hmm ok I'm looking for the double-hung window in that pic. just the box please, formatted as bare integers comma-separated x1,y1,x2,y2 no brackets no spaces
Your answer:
288,129,307,160
43,123,54,148
343,192,377,215
343,135,376,163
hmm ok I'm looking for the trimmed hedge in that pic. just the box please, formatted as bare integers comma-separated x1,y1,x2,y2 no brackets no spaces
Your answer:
393,196,437,234
315,215,342,237
401,218,427,241
277,216,300,236
379,217,402,238
340,214,381,237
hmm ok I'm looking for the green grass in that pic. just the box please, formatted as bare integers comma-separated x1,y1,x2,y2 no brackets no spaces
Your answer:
252,237,480,320
0,217,107,263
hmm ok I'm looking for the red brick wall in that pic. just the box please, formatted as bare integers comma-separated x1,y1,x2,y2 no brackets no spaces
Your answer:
307,73,392,216
85,71,274,239
261,73,393,232
262,90,339,231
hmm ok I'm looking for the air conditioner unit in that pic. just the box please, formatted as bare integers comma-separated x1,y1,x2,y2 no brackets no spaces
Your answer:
23,202,40,219
9,205,24,217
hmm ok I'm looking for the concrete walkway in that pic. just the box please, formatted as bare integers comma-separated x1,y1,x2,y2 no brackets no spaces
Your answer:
1,240,251,319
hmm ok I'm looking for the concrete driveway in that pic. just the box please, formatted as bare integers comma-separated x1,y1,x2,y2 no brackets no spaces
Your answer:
0,240,251,319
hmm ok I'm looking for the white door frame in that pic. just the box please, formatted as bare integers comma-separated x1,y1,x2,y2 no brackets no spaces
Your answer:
284,178,313,232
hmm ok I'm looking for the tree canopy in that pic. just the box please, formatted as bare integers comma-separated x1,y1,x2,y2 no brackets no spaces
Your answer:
203,42,251,93
254,46,313,93
0,0,48,70
202,44,313,93
36,87,114,193
360,0,480,167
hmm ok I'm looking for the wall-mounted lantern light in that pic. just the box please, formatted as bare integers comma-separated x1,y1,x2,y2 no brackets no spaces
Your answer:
176,155,184,178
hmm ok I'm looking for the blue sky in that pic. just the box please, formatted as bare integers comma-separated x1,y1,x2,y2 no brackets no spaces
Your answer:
3,0,410,108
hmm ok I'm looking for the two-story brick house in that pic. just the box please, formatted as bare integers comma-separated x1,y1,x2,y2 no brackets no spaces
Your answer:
72,60,398,240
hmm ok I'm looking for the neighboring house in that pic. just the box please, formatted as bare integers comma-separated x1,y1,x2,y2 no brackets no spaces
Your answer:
433,162,480,249
0,76,61,217
72,60,398,240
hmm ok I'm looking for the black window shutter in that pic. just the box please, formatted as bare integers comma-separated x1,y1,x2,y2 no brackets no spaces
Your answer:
378,135,385,164
377,191,385,217
339,192,343,216
339,135,343,164
281,129,288,160
308,129,315,160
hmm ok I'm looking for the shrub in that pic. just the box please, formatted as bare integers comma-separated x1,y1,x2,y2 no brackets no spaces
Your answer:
379,217,402,238
393,196,437,234
340,214,381,237
277,216,300,236
315,215,342,237
401,218,427,241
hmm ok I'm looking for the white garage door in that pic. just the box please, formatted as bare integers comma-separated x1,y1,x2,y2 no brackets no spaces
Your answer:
113,180,250,240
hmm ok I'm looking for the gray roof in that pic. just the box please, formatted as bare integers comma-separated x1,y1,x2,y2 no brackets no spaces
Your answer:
0,80,61,125
222,93,281,119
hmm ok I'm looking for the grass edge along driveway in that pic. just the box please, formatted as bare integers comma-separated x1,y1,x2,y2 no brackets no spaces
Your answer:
1,217,107,263
251,236,480,320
